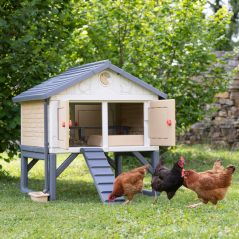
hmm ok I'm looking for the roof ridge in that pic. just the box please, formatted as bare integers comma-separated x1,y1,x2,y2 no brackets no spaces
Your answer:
66,59,110,71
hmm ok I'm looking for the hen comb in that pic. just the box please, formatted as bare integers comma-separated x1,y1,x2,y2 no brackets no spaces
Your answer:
180,156,185,163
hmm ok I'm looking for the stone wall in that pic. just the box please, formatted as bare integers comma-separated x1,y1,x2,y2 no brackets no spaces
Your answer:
177,51,239,149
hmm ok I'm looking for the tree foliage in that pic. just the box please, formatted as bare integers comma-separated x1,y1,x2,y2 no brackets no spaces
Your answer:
0,0,234,166
209,0,239,50
67,0,232,129
0,0,83,164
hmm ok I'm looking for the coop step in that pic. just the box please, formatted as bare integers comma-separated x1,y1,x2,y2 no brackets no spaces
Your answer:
98,184,114,193
94,176,115,184
80,148,125,204
87,160,111,168
91,168,114,176
83,152,106,160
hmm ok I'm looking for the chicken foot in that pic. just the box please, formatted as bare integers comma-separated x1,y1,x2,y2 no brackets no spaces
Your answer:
186,202,205,208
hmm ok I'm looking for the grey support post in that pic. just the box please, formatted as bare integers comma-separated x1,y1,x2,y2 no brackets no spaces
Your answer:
49,154,57,201
21,155,35,194
114,153,122,177
142,151,160,196
150,151,159,173
21,155,28,193
43,99,49,194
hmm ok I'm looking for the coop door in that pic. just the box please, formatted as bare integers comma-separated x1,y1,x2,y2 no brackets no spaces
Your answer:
58,100,69,150
75,105,102,140
148,100,175,146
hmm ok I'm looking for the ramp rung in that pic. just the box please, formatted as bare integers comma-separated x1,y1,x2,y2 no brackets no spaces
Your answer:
98,184,114,193
94,175,115,184
88,160,111,167
84,152,106,160
91,167,114,176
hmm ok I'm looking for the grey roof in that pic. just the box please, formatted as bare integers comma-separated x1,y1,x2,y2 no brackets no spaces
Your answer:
13,60,167,103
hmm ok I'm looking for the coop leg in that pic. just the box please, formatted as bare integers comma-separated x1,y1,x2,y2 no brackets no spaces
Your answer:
151,151,160,196
49,154,57,201
115,153,122,177
151,151,159,173
143,151,160,196
21,155,29,193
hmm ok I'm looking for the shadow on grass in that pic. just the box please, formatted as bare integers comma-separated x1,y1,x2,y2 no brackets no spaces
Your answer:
0,172,108,204
0,169,18,182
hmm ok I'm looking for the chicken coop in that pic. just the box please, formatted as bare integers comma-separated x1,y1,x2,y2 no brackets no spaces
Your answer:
13,60,176,203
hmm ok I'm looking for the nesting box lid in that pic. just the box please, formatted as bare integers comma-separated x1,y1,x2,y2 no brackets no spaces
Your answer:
12,60,167,103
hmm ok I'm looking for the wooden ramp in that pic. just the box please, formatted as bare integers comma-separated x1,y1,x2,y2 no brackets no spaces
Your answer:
80,148,125,204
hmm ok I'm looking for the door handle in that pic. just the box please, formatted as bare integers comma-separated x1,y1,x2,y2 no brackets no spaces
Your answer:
62,120,72,127
167,119,171,125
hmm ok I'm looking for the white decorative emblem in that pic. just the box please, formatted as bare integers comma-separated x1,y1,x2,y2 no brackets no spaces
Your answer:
79,82,90,94
121,82,132,94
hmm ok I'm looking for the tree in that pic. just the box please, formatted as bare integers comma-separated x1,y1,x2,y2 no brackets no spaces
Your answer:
209,0,239,50
67,0,232,129
0,0,83,165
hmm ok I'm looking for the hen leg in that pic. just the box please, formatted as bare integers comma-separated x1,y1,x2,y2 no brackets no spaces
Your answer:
123,200,129,205
214,204,217,210
153,191,158,204
123,194,134,205
194,194,201,201
186,202,205,208
167,191,176,204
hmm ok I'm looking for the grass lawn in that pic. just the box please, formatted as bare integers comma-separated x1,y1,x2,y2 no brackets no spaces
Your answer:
0,144,239,238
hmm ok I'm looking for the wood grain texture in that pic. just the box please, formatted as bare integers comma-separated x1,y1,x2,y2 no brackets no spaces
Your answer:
21,100,45,147
149,99,175,146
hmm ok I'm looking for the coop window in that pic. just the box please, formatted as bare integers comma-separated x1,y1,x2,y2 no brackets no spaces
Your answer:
99,71,113,86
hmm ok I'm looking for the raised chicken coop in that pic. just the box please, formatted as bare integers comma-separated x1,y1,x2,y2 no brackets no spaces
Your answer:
13,60,176,203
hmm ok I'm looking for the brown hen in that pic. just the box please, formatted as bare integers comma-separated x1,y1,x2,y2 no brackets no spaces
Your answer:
183,159,224,188
108,165,150,205
182,165,235,209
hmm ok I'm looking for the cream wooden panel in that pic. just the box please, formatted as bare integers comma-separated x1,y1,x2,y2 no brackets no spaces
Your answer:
58,100,69,150
49,100,59,148
144,101,150,146
78,111,102,126
21,100,44,147
53,70,158,102
148,100,175,146
49,146,158,154
87,135,144,147
102,102,108,147
75,105,102,139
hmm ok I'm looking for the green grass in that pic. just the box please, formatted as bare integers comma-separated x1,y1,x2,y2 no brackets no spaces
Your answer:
0,144,239,238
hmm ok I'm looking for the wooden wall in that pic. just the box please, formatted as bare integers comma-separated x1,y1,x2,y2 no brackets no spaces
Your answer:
116,103,144,135
21,100,45,147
